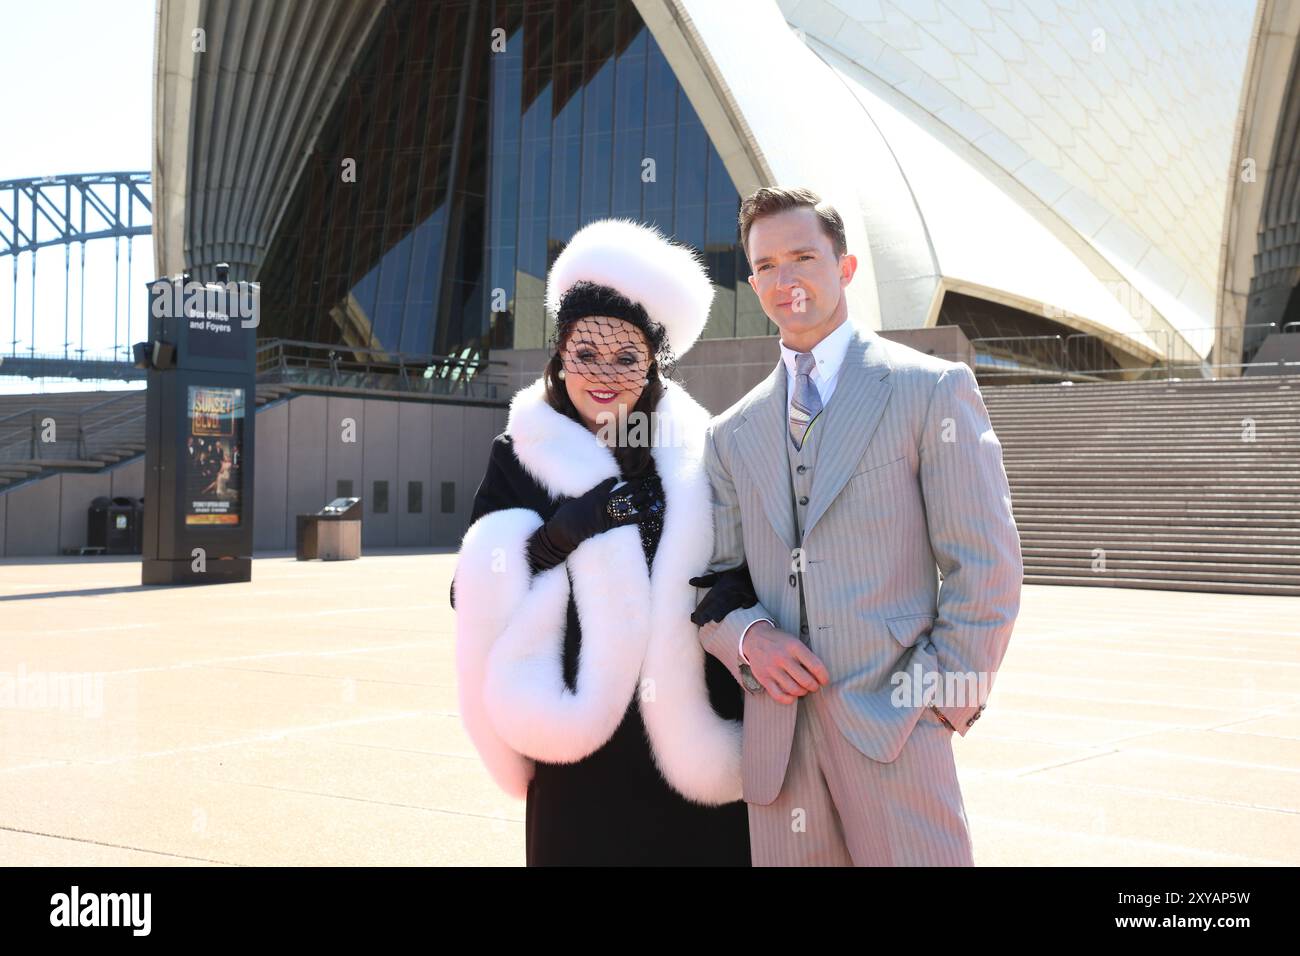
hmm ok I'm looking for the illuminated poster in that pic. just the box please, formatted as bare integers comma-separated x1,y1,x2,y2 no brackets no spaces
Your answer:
185,386,244,526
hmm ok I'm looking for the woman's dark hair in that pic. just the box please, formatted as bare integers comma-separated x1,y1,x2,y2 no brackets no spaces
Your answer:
543,328,664,479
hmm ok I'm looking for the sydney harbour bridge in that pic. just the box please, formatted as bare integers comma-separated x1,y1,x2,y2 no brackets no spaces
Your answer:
0,170,151,383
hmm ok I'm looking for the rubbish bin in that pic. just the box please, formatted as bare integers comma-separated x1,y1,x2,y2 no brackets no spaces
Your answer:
87,496,111,551
296,497,362,561
88,495,143,554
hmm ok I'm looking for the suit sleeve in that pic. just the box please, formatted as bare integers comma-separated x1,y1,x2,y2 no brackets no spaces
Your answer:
697,421,772,694
918,362,1023,736
451,437,539,798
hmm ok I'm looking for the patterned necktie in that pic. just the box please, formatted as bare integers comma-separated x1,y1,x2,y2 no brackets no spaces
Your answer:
789,351,823,451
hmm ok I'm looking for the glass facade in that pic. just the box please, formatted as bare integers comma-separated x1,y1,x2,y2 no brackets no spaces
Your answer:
258,0,769,366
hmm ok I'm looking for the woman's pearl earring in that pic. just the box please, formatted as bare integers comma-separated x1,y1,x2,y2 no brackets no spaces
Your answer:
557,368,566,380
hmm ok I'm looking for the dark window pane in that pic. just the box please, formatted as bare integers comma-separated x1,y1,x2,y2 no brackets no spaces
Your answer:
374,480,389,514
513,3,553,350
705,146,739,338
337,479,354,499
486,16,524,349
408,480,423,513
610,26,647,220
579,2,616,221
255,0,755,368
642,34,676,235
674,84,707,254
549,16,584,259
441,481,456,513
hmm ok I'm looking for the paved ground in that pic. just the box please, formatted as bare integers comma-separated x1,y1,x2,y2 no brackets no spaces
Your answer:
0,550,1297,866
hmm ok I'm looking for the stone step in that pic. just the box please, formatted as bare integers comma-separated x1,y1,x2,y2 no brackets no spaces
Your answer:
1009,489,1300,501
1006,475,1300,484
1020,562,1300,587
987,406,1298,417
1005,472,1300,482
1016,528,1300,545
1011,510,1300,527
1011,511,1300,526
1019,573,1300,597
1022,546,1300,567
986,385,1297,396
1003,460,1289,468
1020,537,1300,550
989,426,1300,437
985,399,1297,411
1008,481,1300,489
1011,503,1300,516
985,405,1299,414
991,434,1300,444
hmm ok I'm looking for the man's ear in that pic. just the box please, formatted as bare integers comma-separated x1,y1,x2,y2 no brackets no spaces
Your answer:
747,272,758,294
839,252,858,287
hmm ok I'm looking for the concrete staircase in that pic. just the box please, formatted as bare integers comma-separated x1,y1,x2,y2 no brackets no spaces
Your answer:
982,376,1300,596
0,384,294,491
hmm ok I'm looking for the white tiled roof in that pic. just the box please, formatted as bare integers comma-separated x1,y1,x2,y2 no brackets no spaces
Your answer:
766,0,1254,347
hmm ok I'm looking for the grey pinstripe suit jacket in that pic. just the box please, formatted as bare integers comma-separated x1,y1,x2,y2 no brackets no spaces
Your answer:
697,325,1023,805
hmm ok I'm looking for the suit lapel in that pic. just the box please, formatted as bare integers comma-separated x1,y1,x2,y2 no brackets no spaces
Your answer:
730,327,894,550
802,329,893,541
733,360,798,552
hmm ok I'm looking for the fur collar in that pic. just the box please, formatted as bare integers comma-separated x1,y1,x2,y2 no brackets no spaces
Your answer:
467,376,742,805
505,375,706,497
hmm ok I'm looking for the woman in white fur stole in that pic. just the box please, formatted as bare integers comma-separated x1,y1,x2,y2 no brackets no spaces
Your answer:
450,219,754,866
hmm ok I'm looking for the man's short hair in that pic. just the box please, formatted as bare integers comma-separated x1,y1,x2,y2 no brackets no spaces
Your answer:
738,186,848,265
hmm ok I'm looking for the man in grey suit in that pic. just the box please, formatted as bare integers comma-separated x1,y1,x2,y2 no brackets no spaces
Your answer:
695,186,1023,866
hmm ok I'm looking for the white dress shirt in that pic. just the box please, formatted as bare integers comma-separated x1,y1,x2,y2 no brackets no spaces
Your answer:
738,318,856,665
778,314,855,411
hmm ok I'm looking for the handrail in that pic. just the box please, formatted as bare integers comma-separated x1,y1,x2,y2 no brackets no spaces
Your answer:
5,337,508,465
0,348,129,363
0,390,146,460
254,337,509,399
969,321,1294,382
78,390,140,416
254,337,507,368
0,388,139,426
0,406,45,427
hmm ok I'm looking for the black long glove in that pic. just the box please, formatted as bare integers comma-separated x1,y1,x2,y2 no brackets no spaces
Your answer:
688,563,759,625
526,474,664,574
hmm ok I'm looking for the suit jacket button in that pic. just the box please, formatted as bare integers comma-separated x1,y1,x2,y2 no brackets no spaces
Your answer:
796,464,807,474
798,495,809,505
789,573,797,587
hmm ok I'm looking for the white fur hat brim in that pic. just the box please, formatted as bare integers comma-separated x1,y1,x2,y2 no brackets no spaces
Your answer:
544,219,714,360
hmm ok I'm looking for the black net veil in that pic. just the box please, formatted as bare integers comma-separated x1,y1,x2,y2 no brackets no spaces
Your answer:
548,280,680,391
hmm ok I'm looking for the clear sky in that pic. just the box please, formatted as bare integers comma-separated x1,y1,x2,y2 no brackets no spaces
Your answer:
0,0,155,391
